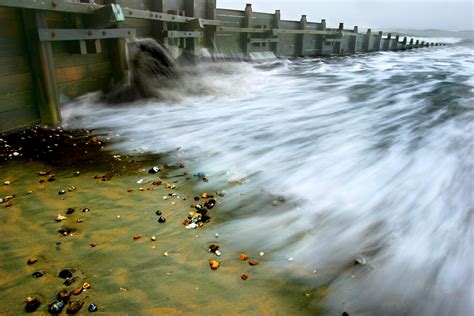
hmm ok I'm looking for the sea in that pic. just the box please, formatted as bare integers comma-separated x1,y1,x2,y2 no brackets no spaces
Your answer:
63,37,473,315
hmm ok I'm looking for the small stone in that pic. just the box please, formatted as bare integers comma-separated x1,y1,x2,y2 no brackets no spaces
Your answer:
127,189,133,193
59,269,73,279
158,216,166,223
24,297,41,313
241,273,249,280
74,171,81,176
151,236,157,241
27,257,38,265
66,208,75,215
88,303,98,312
208,244,219,254
148,166,160,174
259,252,265,257
76,219,83,223
155,210,162,216
32,271,43,278
38,171,48,176
133,235,141,240
239,253,249,261
214,233,219,238
116,215,120,219
186,223,198,229
354,255,367,266
90,243,97,248
58,189,66,195
66,300,84,314
13,152,20,157
82,208,90,212
71,288,83,296
287,257,294,262
215,250,221,256
3,181,11,185
64,277,78,286
136,179,144,184
56,289,70,301
48,300,66,314
249,259,258,266
82,282,90,289
68,186,76,192
56,214,67,222
209,259,220,270
163,252,169,256
201,193,208,199
27,190,33,194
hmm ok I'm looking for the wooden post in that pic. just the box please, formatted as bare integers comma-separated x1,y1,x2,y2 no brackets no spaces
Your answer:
206,0,217,52
242,3,252,57
364,28,372,52
104,0,127,86
384,33,391,50
336,22,344,54
152,0,168,47
409,38,414,49
352,25,358,53
393,35,400,50
298,15,307,56
402,37,407,50
415,39,419,48
21,10,61,125
273,9,281,57
184,0,198,54
317,19,326,55
375,31,383,51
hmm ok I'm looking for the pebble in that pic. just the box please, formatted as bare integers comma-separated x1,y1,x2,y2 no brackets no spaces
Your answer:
66,208,75,215
88,303,98,312
71,288,83,296
158,216,166,223
239,253,249,261
82,208,90,212
82,282,90,289
186,223,197,229
155,210,162,216
32,271,43,278
3,181,10,185
59,269,73,279
58,189,66,195
209,259,220,270
287,257,294,262
241,273,249,280
354,255,367,266
48,300,65,313
249,259,258,266
214,233,219,238
55,214,67,222
163,252,169,257
136,179,144,184
151,236,157,241
27,257,38,265
68,186,76,192
24,297,41,312
133,235,141,240
148,166,160,174
66,300,84,314
259,252,265,257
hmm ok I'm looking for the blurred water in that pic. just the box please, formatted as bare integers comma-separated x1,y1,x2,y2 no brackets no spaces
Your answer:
63,41,474,315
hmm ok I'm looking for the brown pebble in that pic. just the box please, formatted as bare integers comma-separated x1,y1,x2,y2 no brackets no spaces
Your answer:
249,259,258,266
165,183,172,189
239,253,249,261
27,257,38,265
152,180,162,185
127,189,133,193
183,220,190,225
209,259,220,270
57,289,70,301
66,300,84,314
133,235,141,240
71,288,83,296
201,193,208,199
194,196,200,201
90,243,96,248
241,273,249,280
208,244,219,253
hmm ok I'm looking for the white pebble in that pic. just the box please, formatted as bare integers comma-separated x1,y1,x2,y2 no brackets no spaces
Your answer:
287,257,294,262
163,252,169,256
215,250,221,256
259,252,265,257
214,233,219,238
136,179,144,184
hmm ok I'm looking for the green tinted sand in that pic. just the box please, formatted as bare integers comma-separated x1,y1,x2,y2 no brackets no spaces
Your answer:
0,154,323,315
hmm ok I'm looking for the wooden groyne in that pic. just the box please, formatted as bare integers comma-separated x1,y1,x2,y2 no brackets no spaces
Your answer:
0,0,446,133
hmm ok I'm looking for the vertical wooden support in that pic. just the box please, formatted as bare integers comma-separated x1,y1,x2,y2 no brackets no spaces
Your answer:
298,15,307,56
336,22,344,54
22,10,61,126
273,9,281,57
384,33,391,50
375,31,383,51
317,19,326,55
352,26,358,53
105,0,127,86
152,0,168,47
364,28,372,52
184,0,198,54
206,0,217,52
409,38,414,49
415,39,419,48
401,37,407,50
242,3,252,57
393,35,400,50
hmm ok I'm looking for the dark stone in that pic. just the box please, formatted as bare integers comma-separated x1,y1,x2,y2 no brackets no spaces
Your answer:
88,303,98,312
148,166,160,174
66,208,75,215
158,216,166,223
32,271,43,278
196,208,207,216
58,190,66,195
202,214,211,223
82,208,90,212
58,269,73,279
342,312,349,316
25,298,41,313
47,177,56,182
66,301,84,314
48,300,66,314
56,290,70,302
63,277,77,286
155,210,162,216
57,227,76,236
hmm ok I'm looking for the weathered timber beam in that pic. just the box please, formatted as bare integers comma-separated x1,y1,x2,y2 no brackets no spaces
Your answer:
163,31,203,38
217,26,271,33
248,38,280,43
277,29,340,35
38,28,136,41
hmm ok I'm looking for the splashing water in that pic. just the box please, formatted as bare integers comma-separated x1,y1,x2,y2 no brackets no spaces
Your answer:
63,42,474,315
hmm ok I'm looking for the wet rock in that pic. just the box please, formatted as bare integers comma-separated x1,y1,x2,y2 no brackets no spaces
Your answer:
25,297,41,313
204,199,216,209
57,290,70,302
27,257,38,265
82,208,90,213
55,214,67,222
59,269,73,279
148,166,160,174
88,303,98,312
58,227,76,236
133,235,141,240
66,208,75,215
58,189,66,195
70,288,83,296
66,300,84,314
249,259,258,266
64,277,78,286
241,273,249,280
155,210,162,216
208,244,219,254
48,300,66,314
342,312,349,316
158,216,166,223
209,259,220,270
68,186,76,192
151,236,157,241
354,255,367,266
32,271,44,278
239,253,249,261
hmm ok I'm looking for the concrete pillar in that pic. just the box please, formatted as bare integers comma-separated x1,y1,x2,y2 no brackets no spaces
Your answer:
298,15,307,56
273,9,281,56
242,3,252,56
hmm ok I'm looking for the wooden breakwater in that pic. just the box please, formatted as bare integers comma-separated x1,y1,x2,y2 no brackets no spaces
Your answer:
0,0,445,133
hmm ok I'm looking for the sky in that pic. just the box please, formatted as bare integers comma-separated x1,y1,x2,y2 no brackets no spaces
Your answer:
216,1,474,31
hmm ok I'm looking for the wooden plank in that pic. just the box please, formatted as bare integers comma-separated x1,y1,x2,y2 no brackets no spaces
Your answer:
0,90,34,113
0,73,32,94
59,74,111,99
53,51,110,68
38,28,136,41
0,56,30,75
0,105,40,133
56,62,111,84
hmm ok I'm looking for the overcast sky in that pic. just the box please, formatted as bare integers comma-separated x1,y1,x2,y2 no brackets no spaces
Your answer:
216,1,473,31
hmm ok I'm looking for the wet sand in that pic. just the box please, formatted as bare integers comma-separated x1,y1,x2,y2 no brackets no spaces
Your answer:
0,129,324,315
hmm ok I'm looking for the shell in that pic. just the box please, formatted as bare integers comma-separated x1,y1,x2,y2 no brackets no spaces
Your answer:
209,259,220,270
248,259,258,266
